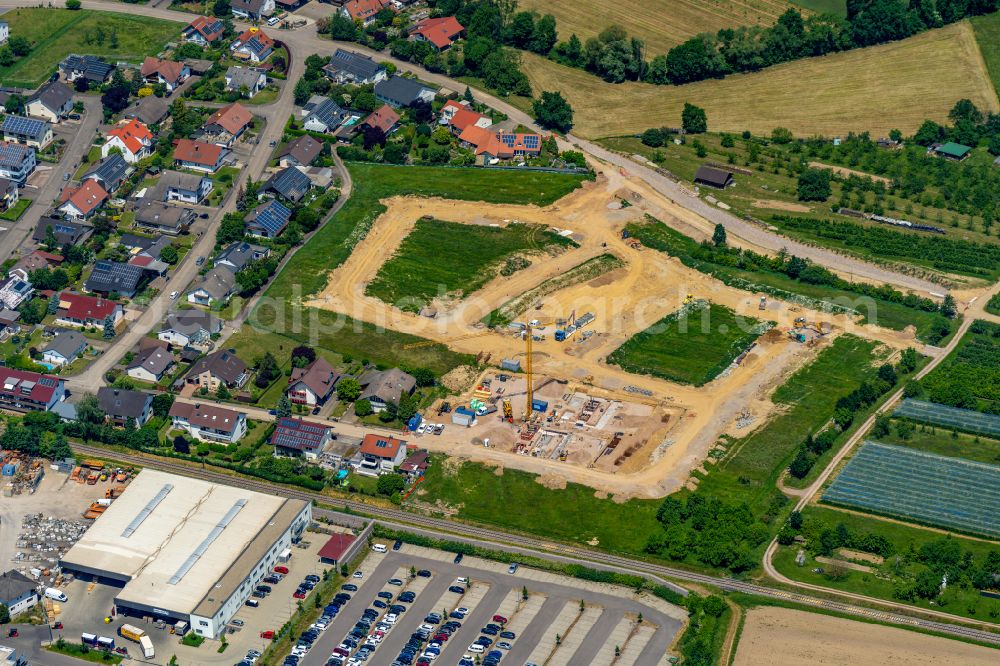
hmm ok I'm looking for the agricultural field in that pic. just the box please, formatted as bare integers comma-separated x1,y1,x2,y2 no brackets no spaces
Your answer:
987,293,1000,316
624,217,953,343
878,419,1000,466
252,163,586,375
920,320,1000,413
0,8,181,88
517,0,801,56
823,441,1000,538
606,301,769,386
365,220,576,312
894,398,1000,439
518,22,997,137
971,11,1000,95
790,0,846,14
483,253,624,327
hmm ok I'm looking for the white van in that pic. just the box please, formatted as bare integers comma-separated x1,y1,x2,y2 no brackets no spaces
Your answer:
468,644,484,654
44,587,68,602
371,543,387,553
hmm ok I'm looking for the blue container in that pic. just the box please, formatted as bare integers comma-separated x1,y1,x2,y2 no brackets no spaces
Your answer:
1,463,15,476
407,414,423,431
531,399,548,413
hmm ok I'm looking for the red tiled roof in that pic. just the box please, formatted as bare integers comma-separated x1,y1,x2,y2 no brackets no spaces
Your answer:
362,104,399,135
343,0,391,21
59,180,109,216
140,57,186,85
57,292,119,322
128,254,154,267
412,16,464,49
318,533,356,561
107,119,152,156
173,138,224,166
460,128,543,158
0,367,62,404
360,433,405,460
206,102,254,135
449,108,487,132
234,28,275,50
187,15,224,42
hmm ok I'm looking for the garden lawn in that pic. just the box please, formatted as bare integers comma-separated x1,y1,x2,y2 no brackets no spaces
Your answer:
0,199,31,221
251,163,587,374
607,302,767,386
0,9,181,88
415,456,661,554
366,220,575,312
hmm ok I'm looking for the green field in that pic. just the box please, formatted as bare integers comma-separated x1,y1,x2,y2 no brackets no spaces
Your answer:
972,11,1000,95
366,220,576,312
607,301,768,386
880,423,1000,466
0,9,181,88
920,320,1000,414
790,0,846,14
415,456,661,554
252,164,587,375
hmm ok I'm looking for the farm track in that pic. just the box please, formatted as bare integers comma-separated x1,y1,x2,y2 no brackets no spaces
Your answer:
71,443,1000,646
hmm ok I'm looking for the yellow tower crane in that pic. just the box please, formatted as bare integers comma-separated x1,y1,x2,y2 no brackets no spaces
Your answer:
522,321,554,421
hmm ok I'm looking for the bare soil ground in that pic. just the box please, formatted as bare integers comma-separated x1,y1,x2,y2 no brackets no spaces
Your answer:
733,606,1000,665
751,199,812,213
808,162,894,185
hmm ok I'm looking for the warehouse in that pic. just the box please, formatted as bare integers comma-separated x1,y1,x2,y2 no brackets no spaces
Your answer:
59,469,310,639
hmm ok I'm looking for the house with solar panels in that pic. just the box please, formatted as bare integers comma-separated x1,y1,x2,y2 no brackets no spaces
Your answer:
84,260,147,298
59,55,115,85
0,367,65,412
271,417,333,459
374,75,436,108
182,16,226,46
323,48,387,85
0,268,33,309
245,199,291,238
83,153,132,194
302,95,348,134
0,140,35,184
33,216,92,246
3,115,52,149
261,166,312,203
230,27,275,63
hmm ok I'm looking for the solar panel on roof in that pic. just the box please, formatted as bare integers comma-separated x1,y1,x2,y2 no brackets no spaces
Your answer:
3,115,46,138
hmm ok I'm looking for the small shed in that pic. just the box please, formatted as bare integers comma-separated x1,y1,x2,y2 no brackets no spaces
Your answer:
318,533,357,566
694,165,734,189
932,142,971,160
452,406,476,427
1,463,15,476
500,359,521,372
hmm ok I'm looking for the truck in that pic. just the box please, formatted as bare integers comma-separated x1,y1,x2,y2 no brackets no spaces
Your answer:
86,472,98,485
139,635,155,658
118,624,146,643
81,633,98,647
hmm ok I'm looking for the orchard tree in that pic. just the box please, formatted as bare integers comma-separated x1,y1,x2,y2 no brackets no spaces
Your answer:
796,168,832,201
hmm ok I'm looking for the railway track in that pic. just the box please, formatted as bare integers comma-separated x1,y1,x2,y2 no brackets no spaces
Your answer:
72,444,1000,646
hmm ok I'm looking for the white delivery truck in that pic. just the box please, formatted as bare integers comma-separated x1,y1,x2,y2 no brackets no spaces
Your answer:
139,635,155,658
44,587,68,602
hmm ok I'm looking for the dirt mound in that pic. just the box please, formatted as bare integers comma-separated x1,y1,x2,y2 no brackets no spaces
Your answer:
536,473,567,490
441,365,480,392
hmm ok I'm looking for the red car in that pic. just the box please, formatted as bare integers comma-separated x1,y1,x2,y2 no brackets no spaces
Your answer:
492,615,508,624
293,590,306,599
274,566,289,574
260,631,275,640
433,633,449,642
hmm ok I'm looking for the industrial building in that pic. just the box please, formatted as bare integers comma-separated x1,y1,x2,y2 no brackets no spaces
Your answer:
59,470,310,639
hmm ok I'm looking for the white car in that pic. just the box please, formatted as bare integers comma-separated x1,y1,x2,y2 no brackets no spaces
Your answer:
385,613,398,624
468,644,485,654
353,571,364,578
170,290,178,299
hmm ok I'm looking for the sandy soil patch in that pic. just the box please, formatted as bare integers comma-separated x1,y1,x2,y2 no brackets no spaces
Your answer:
734,607,1000,666
752,199,812,213
536,473,567,490
440,365,480,392
808,162,893,185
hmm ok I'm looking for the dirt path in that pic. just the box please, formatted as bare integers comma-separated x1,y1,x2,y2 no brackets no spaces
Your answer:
808,162,893,185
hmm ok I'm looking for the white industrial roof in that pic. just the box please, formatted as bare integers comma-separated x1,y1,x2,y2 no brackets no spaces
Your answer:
61,469,294,616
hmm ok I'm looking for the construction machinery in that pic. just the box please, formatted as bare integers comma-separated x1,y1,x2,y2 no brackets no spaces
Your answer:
502,399,513,422
759,296,767,310
684,294,695,305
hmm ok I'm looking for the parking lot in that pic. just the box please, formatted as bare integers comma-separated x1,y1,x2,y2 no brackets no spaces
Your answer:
295,544,685,666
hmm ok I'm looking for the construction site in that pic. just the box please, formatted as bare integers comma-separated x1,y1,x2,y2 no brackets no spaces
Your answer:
305,163,920,498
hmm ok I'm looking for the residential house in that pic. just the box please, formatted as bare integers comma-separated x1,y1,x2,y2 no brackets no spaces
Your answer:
173,139,228,173
33,216,92,247
287,357,339,406
158,310,221,348
26,81,73,122
102,118,153,164
231,28,275,63
302,96,347,133
12,249,62,275
0,177,17,213
140,57,190,93
134,200,196,236
97,387,153,427
152,170,213,204
278,135,322,167
0,367,65,412
275,0,304,12
358,367,416,413
296,165,334,189
118,233,157,254
0,141,36,184
185,348,249,390
182,16,226,46
0,22,8,45
0,570,39,616
123,95,170,126
84,260,146,298
0,309,20,342
322,48,387,85
440,99,491,134
262,167,311,203
231,0,275,21
341,0,392,26
126,345,174,383
41,331,87,367
0,269,33,309
410,16,464,50
186,267,236,306
59,55,115,85
214,241,269,273
399,449,429,478
2,115,53,149
374,76,435,108
361,104,399,136
271,417,333,459
83,153,132,194
225,66,268,96
54,292,123,329
693,165,734,189
459,127,541,161
58,179,109,220
245,199,291,238
358,433,407,473
169,401,247,444
201,102,254,147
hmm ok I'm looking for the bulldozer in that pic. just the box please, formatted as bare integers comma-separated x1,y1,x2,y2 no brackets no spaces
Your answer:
502,399,513,423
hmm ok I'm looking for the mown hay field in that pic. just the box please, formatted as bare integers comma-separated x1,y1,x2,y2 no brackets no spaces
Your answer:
519,21,999,138
517,0,802,55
